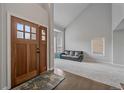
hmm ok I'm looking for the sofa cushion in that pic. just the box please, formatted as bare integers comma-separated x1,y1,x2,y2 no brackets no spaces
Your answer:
65,50,70,55
75,51,79,56
70,51,75,56
62,55,67,57
70,55,78,58
66,55,72,57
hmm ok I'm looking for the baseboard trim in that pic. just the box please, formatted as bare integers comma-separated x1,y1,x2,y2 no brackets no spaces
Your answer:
49,67,54,71
84,58,112,64
84,57,124,68
2,86,8,90
111,63,124,68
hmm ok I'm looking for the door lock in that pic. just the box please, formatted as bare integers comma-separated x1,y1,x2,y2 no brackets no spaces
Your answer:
36,48,40,53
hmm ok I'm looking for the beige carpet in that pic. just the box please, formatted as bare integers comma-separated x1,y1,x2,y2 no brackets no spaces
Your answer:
54,58,124,89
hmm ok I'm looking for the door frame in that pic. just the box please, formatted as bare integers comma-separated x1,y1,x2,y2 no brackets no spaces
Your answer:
7,12,49,89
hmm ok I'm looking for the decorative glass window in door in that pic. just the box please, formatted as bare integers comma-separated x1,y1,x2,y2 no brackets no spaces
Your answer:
41,29,46,41
25,33,30,39
25,25,30,32
31,27,36,40
25,25,30,39
16,23,37,40
17,31,24,39
17,23,24,39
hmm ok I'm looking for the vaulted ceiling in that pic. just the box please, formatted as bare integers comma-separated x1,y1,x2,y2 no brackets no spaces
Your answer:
54,3,90,29
115,18,124,31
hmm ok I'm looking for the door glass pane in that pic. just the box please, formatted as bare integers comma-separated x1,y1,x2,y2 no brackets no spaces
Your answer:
25,25,30,32
17,23,23,31
25,33,30,39
31,27,36,33
17,31,24,39
42,30,46,35
31,34,36,40
42,36,45,41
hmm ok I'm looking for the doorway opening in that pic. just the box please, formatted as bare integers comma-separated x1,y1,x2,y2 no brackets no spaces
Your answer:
54,29,64,59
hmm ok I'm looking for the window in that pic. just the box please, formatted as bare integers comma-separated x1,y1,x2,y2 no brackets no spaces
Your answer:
41,30,46,41
91,37,105,56
25,33,30,39
25,25,30,32
17,23,23,31
31,27,36,40
31,34,36,40
17,23,24,39
16,23,37,40
31,27,36,33
17,31,24,39
25,25,31,40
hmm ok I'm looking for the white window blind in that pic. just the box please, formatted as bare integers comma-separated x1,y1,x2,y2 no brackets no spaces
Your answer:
91,38,105,56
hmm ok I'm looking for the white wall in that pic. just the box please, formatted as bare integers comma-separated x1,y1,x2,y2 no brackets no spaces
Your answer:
112,4,124,31
0,3,51,89
65,4,112,63
112,4,124,66
47,4,54,70
0,4,3,89
113,30,124,66
54,24,65,31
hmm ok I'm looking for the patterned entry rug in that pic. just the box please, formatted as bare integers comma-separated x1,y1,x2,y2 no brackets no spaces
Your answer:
12,71,65,90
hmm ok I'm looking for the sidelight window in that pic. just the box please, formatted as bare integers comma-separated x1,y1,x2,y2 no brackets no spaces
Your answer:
41,30,46,41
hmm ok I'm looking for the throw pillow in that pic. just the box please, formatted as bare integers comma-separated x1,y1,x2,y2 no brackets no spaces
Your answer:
75,52,79,56
70,51,74,56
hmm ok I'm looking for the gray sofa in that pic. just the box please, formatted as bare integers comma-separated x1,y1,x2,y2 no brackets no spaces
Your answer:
60,50,84,62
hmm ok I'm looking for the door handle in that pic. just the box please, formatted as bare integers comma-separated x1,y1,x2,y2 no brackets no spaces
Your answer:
36,48,40,53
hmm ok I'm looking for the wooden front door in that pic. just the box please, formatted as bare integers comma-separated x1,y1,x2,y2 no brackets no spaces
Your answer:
11,16,47,88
